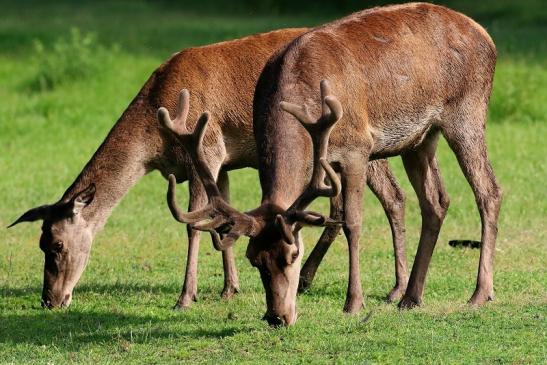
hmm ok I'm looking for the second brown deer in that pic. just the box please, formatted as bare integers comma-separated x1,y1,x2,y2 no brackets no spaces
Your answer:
8,28,407,310
163,3,502,326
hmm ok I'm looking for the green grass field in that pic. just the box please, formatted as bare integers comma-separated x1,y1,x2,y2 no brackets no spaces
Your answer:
0,1,546,363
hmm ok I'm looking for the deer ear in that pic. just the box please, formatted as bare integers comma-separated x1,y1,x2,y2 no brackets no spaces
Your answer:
71,184,96,215
7,205,51,228
275,214,296,245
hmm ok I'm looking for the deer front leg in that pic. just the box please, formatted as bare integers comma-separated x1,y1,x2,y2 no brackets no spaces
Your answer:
299,181,343,293
174,174,207,310
367,159,408,303
217,169,240,299
341,161,368,314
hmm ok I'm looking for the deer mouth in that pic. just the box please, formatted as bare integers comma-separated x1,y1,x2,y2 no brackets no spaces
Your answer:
41,293,72,309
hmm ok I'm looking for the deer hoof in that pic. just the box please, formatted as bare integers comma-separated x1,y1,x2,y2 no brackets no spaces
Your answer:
386,284,408,303
343,297,364,314
173,292,197,310
298,277,312,294
221,284,240,300
468,289,494,307
398,295,421,309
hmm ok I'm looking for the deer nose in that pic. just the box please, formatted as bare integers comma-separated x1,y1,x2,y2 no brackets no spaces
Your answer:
60,293,71,308
41,299,52,309
263,314,285,327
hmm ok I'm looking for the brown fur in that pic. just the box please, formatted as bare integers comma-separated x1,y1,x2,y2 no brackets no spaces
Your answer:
250,3,501,323
178,3,499,326
10,28,408,309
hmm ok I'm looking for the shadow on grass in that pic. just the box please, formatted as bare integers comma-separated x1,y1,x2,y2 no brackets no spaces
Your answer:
0,309,246,348
1,282,181,299
1,0,545,59
0,281,224,313
1,280,256,351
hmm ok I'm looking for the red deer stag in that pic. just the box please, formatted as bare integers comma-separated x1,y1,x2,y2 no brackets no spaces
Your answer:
162,81,344,326
166,3,501,326
8,28,407,309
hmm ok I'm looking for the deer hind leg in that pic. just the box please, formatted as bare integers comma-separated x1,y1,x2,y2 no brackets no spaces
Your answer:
340,160,368,314
399,132,450,309
217,169,240,299
174,172,208,310
442,114,502,306
367,159,408,303
298,184,343,293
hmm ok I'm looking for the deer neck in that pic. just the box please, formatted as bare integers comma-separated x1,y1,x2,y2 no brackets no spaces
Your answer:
257,110,311,210
60,107,157,235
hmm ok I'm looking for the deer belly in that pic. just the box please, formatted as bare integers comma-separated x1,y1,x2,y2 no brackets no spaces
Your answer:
370,105,442,157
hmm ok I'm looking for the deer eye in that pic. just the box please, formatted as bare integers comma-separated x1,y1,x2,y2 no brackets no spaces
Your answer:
52,241,64,253
247,255,261,268
259,267,271,280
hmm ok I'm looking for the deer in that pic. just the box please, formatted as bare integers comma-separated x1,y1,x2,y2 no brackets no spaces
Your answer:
8,28,408,309
164,2,502,326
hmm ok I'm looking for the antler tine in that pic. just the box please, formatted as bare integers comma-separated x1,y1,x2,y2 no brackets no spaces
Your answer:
158,89,191,134
317,158,342,196
317,79,343,129
280,79,343,211
158,90,222,200
168,172,245,251
185,111,224,199
167,175,243,251
280,80,343,134
207,230,243,251
279,101,314,125
175,89,190,123
160,93,259,252
157,89,210,156
167,174,214,224
319,80,336,118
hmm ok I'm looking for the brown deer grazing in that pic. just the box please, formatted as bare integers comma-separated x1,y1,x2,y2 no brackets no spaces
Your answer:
8,28,408,309
166,3,501,326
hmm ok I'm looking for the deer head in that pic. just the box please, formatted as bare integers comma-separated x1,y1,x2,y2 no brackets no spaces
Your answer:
159,81,343,326
8,184,96,308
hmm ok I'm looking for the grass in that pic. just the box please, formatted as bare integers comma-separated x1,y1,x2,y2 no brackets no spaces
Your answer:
0,0,546,364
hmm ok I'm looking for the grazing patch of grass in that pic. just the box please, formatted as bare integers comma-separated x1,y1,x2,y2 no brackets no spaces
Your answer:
0,1,545,364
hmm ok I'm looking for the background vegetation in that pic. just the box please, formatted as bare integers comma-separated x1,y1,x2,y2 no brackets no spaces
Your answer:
0,0,545,363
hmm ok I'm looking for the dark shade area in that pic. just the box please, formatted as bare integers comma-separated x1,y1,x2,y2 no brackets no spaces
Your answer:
1,0,545,59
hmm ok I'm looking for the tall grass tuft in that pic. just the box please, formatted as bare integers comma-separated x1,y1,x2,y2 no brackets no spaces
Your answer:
29,28,115,92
